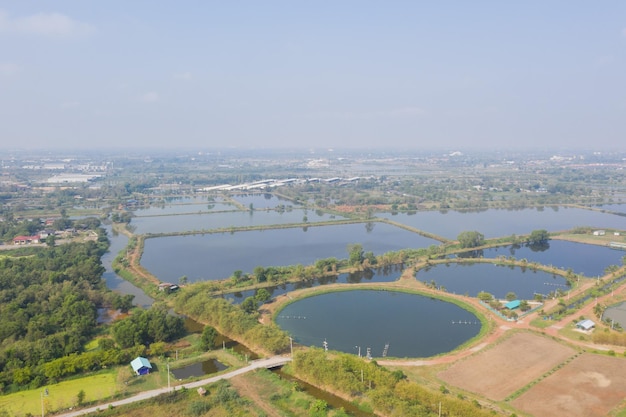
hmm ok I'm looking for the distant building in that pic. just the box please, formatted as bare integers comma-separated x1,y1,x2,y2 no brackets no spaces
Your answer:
130,357,152,375
13,235,40,245
593,230,606,236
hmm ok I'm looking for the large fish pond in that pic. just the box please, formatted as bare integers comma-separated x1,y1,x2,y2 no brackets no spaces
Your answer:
141,222,436,282
275,290,481,358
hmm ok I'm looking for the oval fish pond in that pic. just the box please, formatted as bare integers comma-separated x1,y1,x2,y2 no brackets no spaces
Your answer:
276,290,481,358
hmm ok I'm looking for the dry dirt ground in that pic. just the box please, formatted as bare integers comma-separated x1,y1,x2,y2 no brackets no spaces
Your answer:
437,332,576,401
230,372,284,417
511,353,626,417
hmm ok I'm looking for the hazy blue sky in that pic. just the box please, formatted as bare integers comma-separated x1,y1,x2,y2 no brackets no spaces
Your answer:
1,2,625,151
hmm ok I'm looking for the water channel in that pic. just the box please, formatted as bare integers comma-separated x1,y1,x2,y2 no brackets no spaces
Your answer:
101,225,153,308
221,265,404,304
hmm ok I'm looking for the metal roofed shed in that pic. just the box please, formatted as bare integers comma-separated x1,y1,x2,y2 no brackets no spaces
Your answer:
505,300,521,310
131,356,153,375
576,319,595,331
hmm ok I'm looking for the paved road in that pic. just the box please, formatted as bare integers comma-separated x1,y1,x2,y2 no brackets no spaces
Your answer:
53,356,291,417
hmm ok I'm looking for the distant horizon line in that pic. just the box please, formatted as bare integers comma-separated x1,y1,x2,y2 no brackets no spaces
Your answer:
1,145,624,155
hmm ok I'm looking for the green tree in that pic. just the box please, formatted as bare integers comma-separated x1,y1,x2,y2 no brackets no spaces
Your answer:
528,229,550,245
254,266,267,283
477,291,493,302
77,389,85,406
505,292,517,301
241,297,258,314
347,243,364,266
46,234,56,247
457,231,485,249
200,326,218,350
255,288,271,304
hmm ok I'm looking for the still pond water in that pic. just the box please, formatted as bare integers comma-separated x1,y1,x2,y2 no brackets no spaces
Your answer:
416,262,569,299
231,193,298,209
141,223,436,282
221,265,404,304
456,239,625,278
171,359,228,380
130,208,345,234
275,290,480,358
379,207,626,239
102,225,153,307
604,302,626,327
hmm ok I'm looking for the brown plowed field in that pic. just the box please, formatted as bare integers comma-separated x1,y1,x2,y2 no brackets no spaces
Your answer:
511,353,626,417
437,332,575,401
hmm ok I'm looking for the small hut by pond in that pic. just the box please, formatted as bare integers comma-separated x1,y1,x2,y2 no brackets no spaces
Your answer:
131,356,153,375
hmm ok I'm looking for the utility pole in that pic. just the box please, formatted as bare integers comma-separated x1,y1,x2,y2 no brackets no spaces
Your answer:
167,361,171,391
289,337,293,357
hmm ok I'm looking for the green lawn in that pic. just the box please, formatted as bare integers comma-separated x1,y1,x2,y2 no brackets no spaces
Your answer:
0,371,117,416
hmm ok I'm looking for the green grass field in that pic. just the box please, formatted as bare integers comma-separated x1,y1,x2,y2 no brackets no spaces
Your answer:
0,371,117,416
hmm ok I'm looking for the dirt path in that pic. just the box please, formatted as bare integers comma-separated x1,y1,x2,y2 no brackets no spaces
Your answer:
230,374,284,417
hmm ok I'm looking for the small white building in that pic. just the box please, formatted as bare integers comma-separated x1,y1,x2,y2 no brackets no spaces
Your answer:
593,230,606,236
576,319,595,331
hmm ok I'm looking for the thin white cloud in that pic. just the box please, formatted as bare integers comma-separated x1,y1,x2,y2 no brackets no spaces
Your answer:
139,92,159,103
0,62,19,76
173,72,192,80
0,9,94,37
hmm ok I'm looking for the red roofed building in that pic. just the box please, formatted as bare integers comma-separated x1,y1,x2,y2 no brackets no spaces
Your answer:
13,235,41,245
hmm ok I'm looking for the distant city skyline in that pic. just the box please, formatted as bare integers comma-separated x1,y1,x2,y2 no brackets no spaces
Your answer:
1,1,625,151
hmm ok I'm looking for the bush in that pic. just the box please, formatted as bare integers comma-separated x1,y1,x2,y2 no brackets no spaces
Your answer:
187,400,211,416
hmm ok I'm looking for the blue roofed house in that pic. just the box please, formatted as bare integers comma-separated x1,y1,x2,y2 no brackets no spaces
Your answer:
131,356,152,375
504,300,521,310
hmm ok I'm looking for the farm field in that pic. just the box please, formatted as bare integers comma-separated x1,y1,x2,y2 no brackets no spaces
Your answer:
0,372,117,416
511,353,626,417
437,332,576,401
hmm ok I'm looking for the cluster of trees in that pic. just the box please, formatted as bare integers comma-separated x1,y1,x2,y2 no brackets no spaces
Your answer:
0,239,111,391
111,303,185,348
290,349,498,416
457,231,485,249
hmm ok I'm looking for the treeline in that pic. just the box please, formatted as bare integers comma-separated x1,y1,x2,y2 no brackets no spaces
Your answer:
290,349,503,416
174,284,289,354
41,304,184,382
0,238,109,391
0,234,188,392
